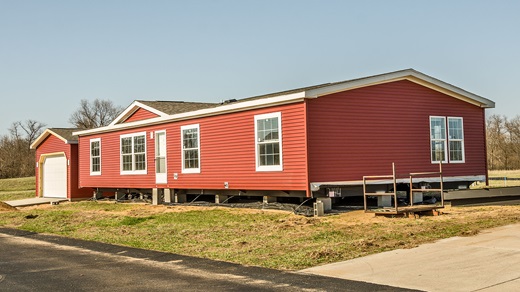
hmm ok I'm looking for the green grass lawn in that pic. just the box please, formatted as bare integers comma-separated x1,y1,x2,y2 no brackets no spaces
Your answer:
1,201,520,270
0,177,35,201
1,176,520,270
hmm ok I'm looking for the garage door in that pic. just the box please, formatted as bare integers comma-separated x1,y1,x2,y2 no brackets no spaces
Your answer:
42,155,67,198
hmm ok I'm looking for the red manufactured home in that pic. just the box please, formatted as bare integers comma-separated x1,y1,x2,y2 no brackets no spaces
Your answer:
30,128,92,200
50,69,494,203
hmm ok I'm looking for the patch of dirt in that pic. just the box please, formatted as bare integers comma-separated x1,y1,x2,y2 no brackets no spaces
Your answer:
0,202,17,212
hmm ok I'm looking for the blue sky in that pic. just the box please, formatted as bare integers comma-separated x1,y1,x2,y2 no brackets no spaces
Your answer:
1,0,519,135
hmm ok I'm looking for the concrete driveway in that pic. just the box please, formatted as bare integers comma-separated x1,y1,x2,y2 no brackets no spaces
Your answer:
301,223,520,292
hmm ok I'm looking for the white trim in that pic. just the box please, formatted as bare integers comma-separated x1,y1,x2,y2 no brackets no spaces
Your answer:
89,138,101,176
74,69,495,137
155,130,168,184
110,101,170,126
448,117,465,163
430,116,448,164
120,131,147,175
30,129,77,149
255,112,283,172
310,175,486,191
430,116,466,164
306,69,495,108
74,92,306,136
181,124,201,174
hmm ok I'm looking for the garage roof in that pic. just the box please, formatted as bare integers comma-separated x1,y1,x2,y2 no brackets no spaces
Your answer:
30,128,81,150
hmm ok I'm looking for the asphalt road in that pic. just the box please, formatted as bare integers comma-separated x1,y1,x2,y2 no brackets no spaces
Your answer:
0,228,415,292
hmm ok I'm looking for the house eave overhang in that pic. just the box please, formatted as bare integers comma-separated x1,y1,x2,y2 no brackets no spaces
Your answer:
305,69,495,109
74,69,495,137
74,92,307,136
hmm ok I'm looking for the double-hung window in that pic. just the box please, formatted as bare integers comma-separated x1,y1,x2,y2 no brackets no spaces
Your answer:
90,138,101,175
448,117,464,162
255,112,283,171
429,116,464,163
120,132,147,174
181,124,200,173
430,117,447,163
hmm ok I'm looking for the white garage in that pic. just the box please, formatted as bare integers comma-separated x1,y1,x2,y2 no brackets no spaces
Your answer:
42,154,67,198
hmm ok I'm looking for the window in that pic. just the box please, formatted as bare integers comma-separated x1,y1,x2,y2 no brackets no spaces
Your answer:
90,138,101,175
181,124,200,173
430,116,464,163
430,117,447,163
120,132,147,174
255,112,283,171
448,117,464,162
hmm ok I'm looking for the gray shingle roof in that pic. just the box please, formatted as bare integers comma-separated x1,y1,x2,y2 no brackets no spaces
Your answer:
48,128,80,142
137,100,218,115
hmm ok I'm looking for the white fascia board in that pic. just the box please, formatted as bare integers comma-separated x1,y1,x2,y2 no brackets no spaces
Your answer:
305,69,495,108
30,129,68,149
109,101,169,126
74,91,307,136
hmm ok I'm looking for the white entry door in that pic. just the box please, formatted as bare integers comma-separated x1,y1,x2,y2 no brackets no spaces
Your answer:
155,131,167,184
42,155,67,198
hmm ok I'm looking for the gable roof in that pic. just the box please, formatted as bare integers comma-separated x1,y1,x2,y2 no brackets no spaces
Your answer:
110,100,217,125
74,69,495,136
138,100,217,115
238,68,495,107
30,128,80,150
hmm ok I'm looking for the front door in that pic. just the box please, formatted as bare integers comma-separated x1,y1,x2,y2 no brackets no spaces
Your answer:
155,131,167,184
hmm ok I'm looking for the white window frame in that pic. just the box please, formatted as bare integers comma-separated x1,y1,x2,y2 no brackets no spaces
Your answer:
181,124,201,174
448,117,465,163
429,116,465,164
120,131,147,175
255,112,283,172
90,138,101,175
430,116,447,164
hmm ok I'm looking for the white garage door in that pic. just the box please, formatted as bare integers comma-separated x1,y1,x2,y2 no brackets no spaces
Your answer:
42,155,67,198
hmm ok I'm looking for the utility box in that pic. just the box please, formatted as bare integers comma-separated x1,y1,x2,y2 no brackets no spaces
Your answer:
314,201,324,217
377,194,393,207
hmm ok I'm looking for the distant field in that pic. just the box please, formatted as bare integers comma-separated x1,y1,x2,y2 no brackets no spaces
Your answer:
486,169,520,188
0,177,35,201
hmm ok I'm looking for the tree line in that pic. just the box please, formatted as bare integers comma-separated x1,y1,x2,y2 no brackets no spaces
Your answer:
486,114,520,170
0,99,122,179
0,102,517,179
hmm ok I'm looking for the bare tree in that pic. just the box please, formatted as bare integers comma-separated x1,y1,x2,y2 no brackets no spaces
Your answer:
15,120,46,145
486,114,520,170
0,120,46,178
69,99,123,129
487,114,506,170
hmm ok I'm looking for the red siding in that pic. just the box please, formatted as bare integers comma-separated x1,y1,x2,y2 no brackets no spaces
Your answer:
123,108,160,123
70,144,92,198
306,80,487,183
35,134,90,199
78,103,308,192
